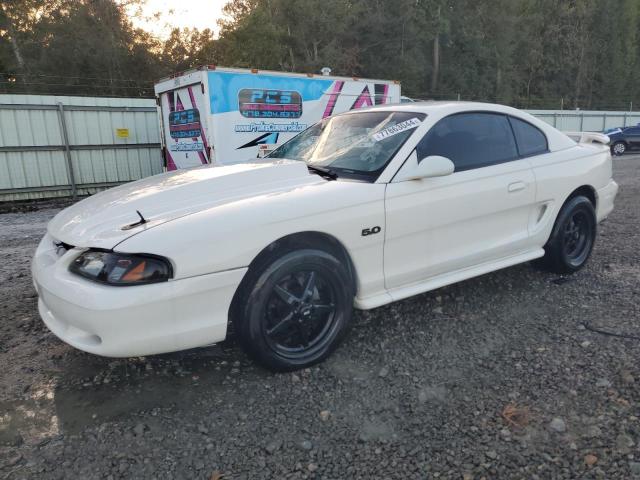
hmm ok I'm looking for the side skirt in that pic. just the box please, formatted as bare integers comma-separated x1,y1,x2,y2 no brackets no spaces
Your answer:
354,248,545,310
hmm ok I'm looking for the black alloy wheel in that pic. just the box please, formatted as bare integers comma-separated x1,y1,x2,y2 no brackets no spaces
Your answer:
263,270,338,358
561,210,593,267
537,195,596,274
236,249,353,371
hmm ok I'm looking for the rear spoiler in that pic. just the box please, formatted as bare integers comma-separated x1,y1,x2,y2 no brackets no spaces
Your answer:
564,131,610,146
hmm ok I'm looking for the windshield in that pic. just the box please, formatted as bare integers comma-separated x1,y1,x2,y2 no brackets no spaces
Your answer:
267,111,426,181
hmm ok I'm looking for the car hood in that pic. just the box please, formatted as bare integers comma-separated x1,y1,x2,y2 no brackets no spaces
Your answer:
47,159,322,249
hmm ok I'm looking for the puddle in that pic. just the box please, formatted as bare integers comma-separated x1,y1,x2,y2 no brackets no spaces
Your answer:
0,381,59,447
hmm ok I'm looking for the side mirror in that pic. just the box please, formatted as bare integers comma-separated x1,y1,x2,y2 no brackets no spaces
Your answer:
395,153,455,181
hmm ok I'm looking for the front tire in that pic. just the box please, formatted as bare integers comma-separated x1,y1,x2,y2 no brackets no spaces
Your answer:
537,196,596,274
236,249,353,371
611,141,626,156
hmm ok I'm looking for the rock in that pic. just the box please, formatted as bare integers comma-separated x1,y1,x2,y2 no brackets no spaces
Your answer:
418,386,447,403
197,424,209,434
629,462,640,477
5,453,22,467
595,378,611,388
580,340,591,348
485,450,498,460
616,434,635,454
307,463,318,472
133,423,146,436
584,454,598,466
266,439,282,454
462,473,473,480
300,440,313,450
549,418,567,433
585,426,602,438
319,410,330,421
291,374,300,383
499,428,511,441
621,371,635,384
378,366,389,378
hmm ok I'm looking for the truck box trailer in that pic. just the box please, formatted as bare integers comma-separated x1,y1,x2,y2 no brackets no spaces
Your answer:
154,66,401,170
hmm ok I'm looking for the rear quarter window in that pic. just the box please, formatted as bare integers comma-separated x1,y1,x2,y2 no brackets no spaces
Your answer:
509,117,548,157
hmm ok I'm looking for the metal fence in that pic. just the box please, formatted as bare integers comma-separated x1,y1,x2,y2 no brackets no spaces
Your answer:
529,109,640,132
1,94,639,202
0,95,162,201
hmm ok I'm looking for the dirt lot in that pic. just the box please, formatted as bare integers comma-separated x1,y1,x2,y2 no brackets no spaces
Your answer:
1,156,639,480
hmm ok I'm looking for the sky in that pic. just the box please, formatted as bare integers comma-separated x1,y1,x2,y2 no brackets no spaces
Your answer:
128,0,228,38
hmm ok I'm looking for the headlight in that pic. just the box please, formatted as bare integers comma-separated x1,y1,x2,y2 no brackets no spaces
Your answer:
69,250,173,286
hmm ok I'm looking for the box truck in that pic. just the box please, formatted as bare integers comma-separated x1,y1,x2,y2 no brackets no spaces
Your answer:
154,66,401,170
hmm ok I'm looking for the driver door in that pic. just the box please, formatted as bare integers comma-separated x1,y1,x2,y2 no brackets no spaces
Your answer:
383,112,536,290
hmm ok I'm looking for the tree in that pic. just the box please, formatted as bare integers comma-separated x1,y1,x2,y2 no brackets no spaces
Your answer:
0,0,637,110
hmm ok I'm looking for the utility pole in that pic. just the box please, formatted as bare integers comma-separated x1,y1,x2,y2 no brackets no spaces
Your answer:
431,5,441,93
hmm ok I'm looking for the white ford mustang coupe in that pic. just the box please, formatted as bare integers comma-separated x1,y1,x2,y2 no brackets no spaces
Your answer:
33,102,618,370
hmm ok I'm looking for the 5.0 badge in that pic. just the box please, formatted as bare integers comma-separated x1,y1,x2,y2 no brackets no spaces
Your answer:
361,226,381,236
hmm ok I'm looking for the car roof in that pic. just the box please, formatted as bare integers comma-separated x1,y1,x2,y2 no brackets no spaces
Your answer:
342,101,577,152
351,100,529,116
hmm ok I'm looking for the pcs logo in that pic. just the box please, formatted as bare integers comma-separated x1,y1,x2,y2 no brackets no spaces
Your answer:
239,89,303,119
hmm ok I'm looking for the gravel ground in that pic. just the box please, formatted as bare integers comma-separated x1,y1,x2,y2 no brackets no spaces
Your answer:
0,155,639,480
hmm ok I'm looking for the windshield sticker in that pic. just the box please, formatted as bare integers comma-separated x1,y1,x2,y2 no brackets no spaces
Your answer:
372,117,422,142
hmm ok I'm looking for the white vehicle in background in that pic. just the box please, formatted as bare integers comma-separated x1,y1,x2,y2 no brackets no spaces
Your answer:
33,102,618,371
154,66,400,169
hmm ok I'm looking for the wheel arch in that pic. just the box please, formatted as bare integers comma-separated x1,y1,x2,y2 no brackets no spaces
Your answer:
566,184,596,209
228,231,358,328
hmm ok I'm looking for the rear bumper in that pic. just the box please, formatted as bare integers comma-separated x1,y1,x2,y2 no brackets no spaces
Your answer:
596,180,619,222
32,234,246,357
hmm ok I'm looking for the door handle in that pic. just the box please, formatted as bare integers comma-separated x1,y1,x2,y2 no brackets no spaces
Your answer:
508,181,526,193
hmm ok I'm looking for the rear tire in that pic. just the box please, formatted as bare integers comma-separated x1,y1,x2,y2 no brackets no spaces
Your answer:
235,249,353,371
611,141,626,156
537,195,596,274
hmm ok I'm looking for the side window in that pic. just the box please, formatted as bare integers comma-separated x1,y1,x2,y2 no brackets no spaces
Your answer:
416,113,518,172
509,117,548,157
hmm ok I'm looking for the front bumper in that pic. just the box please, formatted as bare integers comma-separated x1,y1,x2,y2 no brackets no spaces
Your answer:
32,234,247,357
596,179,619,222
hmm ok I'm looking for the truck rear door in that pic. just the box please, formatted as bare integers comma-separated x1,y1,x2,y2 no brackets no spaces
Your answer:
159,83,211,170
